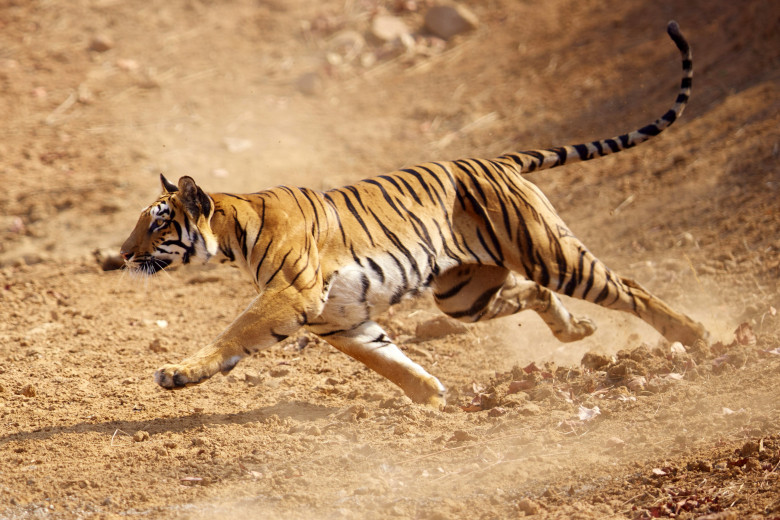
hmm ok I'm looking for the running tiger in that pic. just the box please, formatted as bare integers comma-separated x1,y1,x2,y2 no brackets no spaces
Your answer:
120,22,707,407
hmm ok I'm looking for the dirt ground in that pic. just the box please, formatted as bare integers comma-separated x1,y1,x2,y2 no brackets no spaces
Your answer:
1,0,779,518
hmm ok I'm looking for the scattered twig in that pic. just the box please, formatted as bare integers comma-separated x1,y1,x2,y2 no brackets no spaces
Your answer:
610,193,635,216
45,91,77,125
110,429,132,447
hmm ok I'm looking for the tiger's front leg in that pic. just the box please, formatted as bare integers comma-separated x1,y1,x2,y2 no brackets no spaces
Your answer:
155,287,318,389
313,321,446,408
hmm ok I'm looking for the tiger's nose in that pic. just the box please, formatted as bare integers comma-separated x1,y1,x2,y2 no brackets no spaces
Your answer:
120,250,133,262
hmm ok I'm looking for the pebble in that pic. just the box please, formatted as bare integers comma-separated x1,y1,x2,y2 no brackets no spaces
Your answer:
415,315,468,339
450,430,476,442
423,4,479,40
19,384,37,397
581,351,611,370
89,35,114,53
244,370,263,385
517,402,542,416
269,367,290,378
296,72,322,96
149,338,168,353
488,406,507,417
370,15,411,43
740,440,760,457
517,498,540,516
132,431,150,443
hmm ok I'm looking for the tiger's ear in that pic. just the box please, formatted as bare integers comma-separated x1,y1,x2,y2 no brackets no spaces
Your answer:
177,176,213,220
160,174,179,193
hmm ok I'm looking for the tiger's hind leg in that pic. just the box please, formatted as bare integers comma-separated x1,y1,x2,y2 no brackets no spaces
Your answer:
432,264,596,342
512,230,707,345
309,321,446,407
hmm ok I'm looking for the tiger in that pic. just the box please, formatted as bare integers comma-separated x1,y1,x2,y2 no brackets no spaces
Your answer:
120,22,707,407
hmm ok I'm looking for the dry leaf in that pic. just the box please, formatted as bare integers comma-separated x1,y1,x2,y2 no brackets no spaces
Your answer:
523,362,540,374
508,380,535,394
577,405,601,422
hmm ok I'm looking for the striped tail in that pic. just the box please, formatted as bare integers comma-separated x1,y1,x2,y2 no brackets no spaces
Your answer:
500,21,693,173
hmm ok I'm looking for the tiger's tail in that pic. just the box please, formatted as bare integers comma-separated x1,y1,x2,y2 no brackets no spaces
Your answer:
499,21,692,174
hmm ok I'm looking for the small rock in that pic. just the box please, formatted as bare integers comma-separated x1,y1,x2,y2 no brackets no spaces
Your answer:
450,430,476,442
487,406,507,417
670,341,686,354
740,440,760,457
244,370,263,385
626,375,647,392
479,392,499,410
296,72,322,96
698,460,713,472
379,396,413,409
116,58,139,71
19,384,37,397
406,345,433,361
581,351,610,371
132,431,150,443
517,497,540,516
678,231,697,247
423,4,479,40
269,367,290,378
499,393,528,408
516,402,542,416
415,315,468,339
393,424,410,436
149,338,168,353
89,35,114,53
371,15,411,43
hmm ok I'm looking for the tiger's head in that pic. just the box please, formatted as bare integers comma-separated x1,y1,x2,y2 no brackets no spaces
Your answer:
120,174,218,275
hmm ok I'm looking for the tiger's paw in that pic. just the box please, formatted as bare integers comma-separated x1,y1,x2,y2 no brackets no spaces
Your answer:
154,363,212,389
553,316,597,343
405,374,447,409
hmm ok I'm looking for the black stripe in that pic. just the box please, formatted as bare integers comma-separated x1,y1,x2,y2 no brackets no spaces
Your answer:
323,193,348,246
265,249,291,286
366,257,385,283
434,278,470,300
637,124,661,137
255,238,273,281
401,168,437,205
337,190,375,246
573,144,589,160
446,285,501,319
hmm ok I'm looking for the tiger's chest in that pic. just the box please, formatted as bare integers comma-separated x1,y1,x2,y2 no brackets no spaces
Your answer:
308,250,456,333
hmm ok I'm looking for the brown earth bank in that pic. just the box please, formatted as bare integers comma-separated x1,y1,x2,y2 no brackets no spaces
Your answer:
1,0,779,518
